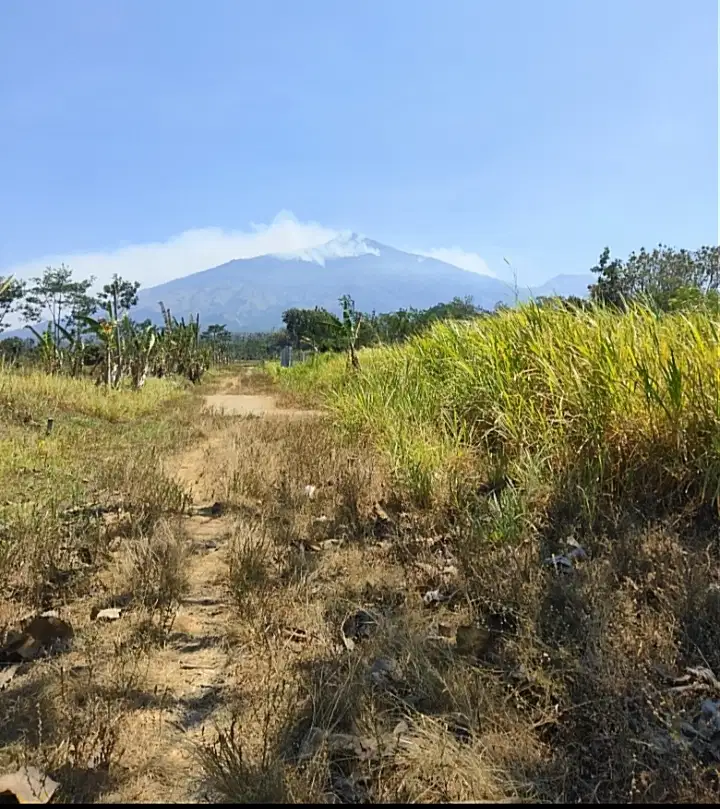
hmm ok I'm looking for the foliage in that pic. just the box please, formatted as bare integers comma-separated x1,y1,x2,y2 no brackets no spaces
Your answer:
0,275,25,333
282,307,343,352
201,323,233,364
339,294,363,370
0,336,35,364
279,295,486,358
21,264,97,343
368,296,485,344
155,304,210,383
97,273,141,315
3,264,210,386
589,243,719,311
280,302,720,515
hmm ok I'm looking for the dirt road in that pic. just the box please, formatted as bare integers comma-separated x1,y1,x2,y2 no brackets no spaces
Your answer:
109,392,320,802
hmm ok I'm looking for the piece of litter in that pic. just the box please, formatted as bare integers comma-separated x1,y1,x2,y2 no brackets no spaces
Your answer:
543,554,574,572
0,664,19,691
0,766,59,804
94,608,122,622
422,588,449,606
304,485,317,499
341,609,378,650
700,699,720,718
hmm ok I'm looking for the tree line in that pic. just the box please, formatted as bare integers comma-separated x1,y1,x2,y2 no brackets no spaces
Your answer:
1,242,716,369
0,266,211,385
588,243,718,311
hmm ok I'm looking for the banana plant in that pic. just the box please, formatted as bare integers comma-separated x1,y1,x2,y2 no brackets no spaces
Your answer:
339,294,363,371
128,323,157,389
28,323,64,374
155,304,210,383
57,321,87,378
76,305,122,387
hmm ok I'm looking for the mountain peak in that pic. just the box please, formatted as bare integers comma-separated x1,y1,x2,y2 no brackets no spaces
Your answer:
272,231,382,266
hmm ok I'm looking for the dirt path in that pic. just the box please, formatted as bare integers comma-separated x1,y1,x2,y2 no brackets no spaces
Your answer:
114,392,313,802
203,393,320,418
1,374,533,803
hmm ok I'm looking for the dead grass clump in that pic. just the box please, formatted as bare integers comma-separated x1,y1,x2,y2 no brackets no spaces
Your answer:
0,503,104,609
223,414,390,550
0,623,159,803
196,671,326,804
120,520,189,628
227,519,275,616
95,450,190,539
448,513,720,802
242,610,545,804
204,373,719,803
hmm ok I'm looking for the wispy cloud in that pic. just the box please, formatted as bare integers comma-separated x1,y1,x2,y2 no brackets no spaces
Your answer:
2,211,497,299
276,233,380,265
3,211,338,290
412,247,497,277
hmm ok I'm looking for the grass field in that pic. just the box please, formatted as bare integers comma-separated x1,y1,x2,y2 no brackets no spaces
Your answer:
270,301,720,802
278,303,720,514
0,303,718,803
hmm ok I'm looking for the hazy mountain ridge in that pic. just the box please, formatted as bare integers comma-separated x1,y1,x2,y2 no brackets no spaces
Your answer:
130,235,594,331
3,235,595,337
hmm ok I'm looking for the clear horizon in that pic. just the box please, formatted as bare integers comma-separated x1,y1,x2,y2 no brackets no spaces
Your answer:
1,1,717,291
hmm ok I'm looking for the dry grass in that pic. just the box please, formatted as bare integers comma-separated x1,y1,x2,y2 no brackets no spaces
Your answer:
243,302,720,804
2,353,718,803
0,367,222,801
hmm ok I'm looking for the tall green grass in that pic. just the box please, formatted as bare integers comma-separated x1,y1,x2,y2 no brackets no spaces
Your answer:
280,303,720,520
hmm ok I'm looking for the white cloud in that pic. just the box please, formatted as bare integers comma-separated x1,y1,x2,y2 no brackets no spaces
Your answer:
277,232,380,265
2,210,339,291
412,247,497,277
2,212,497,307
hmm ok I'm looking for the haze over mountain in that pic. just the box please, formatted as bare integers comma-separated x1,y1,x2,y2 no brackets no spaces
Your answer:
128,233,594,332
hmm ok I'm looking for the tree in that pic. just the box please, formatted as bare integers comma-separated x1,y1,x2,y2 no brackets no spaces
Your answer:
0,336,35,363
201,324,233,364
281,307,342,352
370,308,419,344
588,247,628,309
414,296,482,330
22,264,97,343
97,274,141,316
0,276,25,333
90,274,142,384
589,244,719,312
201,323,231,343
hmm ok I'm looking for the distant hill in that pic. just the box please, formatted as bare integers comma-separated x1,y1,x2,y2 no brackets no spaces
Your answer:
129,234,594,331
2,235,596,337
528,273,596,299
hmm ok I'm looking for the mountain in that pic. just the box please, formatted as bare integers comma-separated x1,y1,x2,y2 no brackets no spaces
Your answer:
129,234,592,332
529,273,595,299
1,235,596,339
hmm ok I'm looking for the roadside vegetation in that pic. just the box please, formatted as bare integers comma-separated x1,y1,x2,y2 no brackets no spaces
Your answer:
245,244,719,803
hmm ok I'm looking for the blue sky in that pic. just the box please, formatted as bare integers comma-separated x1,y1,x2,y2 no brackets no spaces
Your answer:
1,0,717,288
